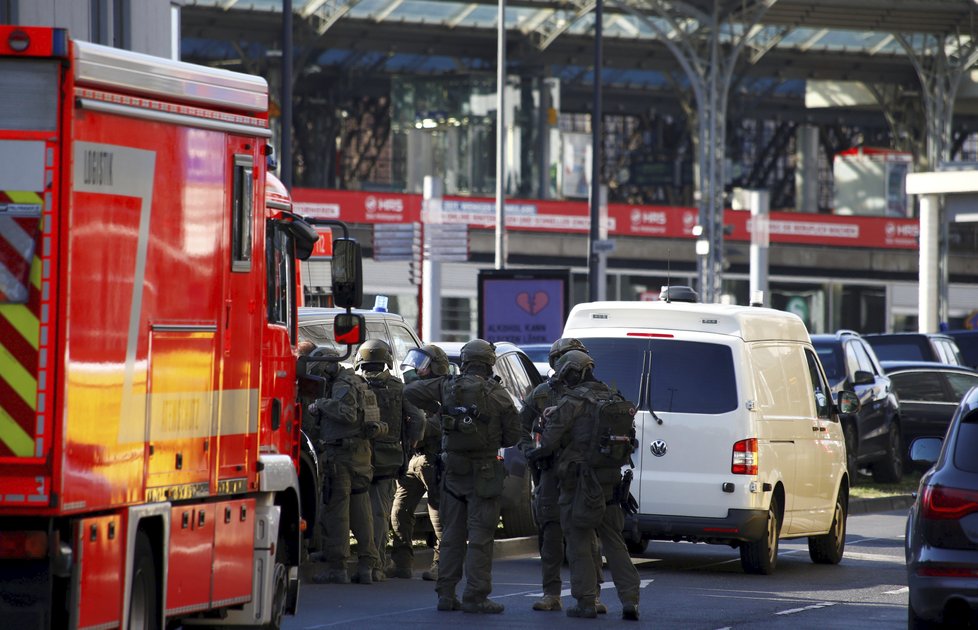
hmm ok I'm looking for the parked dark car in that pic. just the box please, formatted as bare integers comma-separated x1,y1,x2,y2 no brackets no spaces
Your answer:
905,385,978,628
881,361,978,455
947,330,978,370
811,331,903,482
865,332,964,366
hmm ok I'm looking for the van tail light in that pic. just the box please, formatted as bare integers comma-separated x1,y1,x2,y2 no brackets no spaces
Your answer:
0,530,48,559
920,485,978,521
732,438,758,475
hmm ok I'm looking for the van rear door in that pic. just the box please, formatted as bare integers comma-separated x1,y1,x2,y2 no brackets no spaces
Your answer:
584,335,745,519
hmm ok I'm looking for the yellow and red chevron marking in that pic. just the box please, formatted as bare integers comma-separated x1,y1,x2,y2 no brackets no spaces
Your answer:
0,190,43,458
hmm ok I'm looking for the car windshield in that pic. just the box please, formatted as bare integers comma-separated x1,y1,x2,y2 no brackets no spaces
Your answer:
813,343,845,383
583,337,738,414
868,338,928,361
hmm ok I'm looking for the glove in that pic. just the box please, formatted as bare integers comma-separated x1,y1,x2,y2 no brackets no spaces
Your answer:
307,402,321,417
525,447,546,466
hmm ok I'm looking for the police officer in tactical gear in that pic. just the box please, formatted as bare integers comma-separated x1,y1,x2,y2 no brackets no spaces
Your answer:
405,339,521,614
389,344,452,580
519,338,606,613
354,340,425,581
527,350,641,620
307,355,383,585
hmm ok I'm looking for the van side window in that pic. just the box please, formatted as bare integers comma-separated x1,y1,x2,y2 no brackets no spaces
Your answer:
805,349,832,419
752,345,812,417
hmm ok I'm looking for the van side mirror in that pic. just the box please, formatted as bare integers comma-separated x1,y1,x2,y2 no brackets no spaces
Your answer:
334,313,365,345
331,238,363,308
852,370,874,386
837,390,860,415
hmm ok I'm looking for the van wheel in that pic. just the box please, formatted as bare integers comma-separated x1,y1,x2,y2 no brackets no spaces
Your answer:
808,490,847,564
740,495,781,575
872,423,903,483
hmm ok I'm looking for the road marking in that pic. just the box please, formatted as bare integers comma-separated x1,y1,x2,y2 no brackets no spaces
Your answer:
843,551,904,564
775,601,836,616
526,578,653,598
884,587,909,595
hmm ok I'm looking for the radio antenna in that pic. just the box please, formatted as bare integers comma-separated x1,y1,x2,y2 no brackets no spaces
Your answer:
664,249,671,302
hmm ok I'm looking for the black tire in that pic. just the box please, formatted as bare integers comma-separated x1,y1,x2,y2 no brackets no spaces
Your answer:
129,531,159,630
872,422,904,483
500,474,536,538
625,538,648,555
843,422,859,485
261,562,288,630
808,489,847,564
740,495,781,575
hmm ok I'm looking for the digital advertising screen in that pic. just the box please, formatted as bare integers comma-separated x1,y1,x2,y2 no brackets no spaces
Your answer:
478,269,570,345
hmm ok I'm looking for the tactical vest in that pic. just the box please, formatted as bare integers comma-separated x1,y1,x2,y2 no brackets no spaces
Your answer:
440,374,496,455
365,374,406,473
320,369,380,442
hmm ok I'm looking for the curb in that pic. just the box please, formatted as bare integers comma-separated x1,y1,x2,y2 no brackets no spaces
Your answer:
848,494,915,515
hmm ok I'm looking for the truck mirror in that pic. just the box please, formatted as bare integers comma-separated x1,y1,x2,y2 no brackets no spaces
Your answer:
331,238,363,308
334,313,365,345
287,215,319,261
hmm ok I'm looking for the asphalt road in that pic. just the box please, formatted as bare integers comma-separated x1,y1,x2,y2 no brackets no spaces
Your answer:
285,508,909,629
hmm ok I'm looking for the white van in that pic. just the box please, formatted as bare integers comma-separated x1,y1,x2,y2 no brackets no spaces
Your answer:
562,299,857,574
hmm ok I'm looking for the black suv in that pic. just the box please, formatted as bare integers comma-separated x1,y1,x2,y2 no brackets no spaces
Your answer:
810,330,903,482
863,332,963,366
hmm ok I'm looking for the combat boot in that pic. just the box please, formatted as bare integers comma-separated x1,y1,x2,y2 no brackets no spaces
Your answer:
421,565,438,581
351,566,373,584
566,604,598,619
371,568,387,582
595,598,608,614
386,566,412,579
622,603,640,621
461,598,504,614
532,595,562,611
437,595,461,611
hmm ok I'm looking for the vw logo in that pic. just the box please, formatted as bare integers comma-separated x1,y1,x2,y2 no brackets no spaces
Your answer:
650,440,668,457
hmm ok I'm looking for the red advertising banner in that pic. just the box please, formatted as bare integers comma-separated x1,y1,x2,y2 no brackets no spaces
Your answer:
292,188,919,250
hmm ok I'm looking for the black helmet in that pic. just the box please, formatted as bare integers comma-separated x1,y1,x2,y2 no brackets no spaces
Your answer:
460,339,496,368
548,338,588,368
553,349,594,386
400,344,451,378
355,339,393,370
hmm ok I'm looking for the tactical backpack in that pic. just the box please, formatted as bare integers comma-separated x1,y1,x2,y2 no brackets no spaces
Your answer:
337,369,381,427
580,387,638,469
440,374,494,453
365,374,406,474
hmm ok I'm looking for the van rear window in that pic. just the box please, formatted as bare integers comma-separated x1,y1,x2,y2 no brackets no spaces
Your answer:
585,337,738,414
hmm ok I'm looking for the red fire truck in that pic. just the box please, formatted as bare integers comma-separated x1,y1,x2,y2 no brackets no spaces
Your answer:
0,26,362,629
